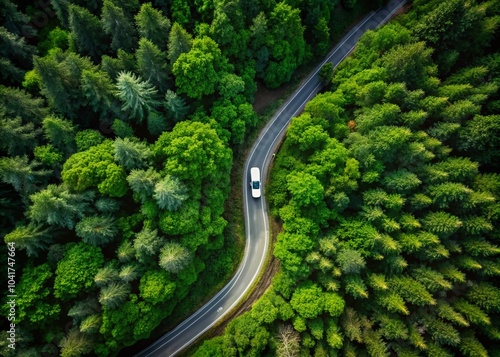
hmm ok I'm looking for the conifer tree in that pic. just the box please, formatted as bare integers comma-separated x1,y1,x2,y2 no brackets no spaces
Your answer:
0,116,40,155
68,4,107,61
135,3,171,50
164,90,189,122
42,116,77,155
3,224,53,257
0,85,49,124
113,137,151,171
101,0,137,52
159,242,191,273
136,38,169,93
59,328,93,357
81,69,117,117
29,184,94,229
115,71,158,122
99,282,130,309
0,156,50,197
127,168,161,202
94,264,119,287
75,215,117,247
134,227,163,262
153,175,188,211
167,22,193,65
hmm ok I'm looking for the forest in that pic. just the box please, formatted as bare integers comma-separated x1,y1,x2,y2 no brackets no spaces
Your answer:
193,0,500,356
0,0,387,356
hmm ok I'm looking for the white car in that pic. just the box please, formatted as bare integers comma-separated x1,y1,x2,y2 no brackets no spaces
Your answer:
250,167,261,198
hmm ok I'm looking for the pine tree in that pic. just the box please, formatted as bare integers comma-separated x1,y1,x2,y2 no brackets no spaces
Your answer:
94,265,119,288
50,0,71,27
113,137,151,171
34,51,94,118
81,69,117,117
101,0,137,52
80,314,101,334
0,26,36,63
68,297,100,324
136,38,169,93
29,184,94,229
0,0,33,36
99,282,130,309
135,3,171,50
153,175,188,211
147,110,169,136
68,4,107,61
3,224,53,257
75,215,117,247
0,156,50,196
134,227,163,262
118,264,140,282
0,85,49,124
0,116,40,155
115,71,158,122
159,242,191,273
127,168,161,202
116,240,135,262
164,90,189,122
167,22,192,65
101,49,136,80
42,116,77,155
59,328,93,357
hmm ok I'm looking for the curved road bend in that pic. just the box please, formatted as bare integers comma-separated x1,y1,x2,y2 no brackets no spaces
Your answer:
136,1,406,356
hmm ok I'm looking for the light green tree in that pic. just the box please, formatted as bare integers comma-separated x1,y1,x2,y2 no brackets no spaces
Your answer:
115,71,158,123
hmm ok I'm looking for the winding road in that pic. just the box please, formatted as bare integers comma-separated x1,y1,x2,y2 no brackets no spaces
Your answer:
135,1,406,355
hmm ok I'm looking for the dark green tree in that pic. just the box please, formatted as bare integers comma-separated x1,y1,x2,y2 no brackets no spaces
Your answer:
136,38,169,93
101,0,137,52
135,3,171,50
167,22,193,65
75,215,118,246
68,4,107,61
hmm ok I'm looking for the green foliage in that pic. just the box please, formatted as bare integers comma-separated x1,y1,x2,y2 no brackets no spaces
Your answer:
4,224,53,257
99,282,130,309
101,0,137,52
54,242,104,300
173,36,230,99
290,282,324,319
75,129,104,152
135,3,171,50
62,140,129,197
8,264,60,325
153,175,188,211
68,4,107,61
113,137,151,171
115,71,158,123
167,22,193,65
159,242,191,274
0,116,40,156
136,38,169,93
29,184,93,229
139,270,176,304
75,215,117,246
42,116,77,155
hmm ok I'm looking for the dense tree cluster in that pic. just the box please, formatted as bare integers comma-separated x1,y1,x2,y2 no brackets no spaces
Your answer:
0,0,384,355
195,0,500,356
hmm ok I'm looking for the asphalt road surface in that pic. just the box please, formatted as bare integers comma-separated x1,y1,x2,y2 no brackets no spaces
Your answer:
135,1,407,355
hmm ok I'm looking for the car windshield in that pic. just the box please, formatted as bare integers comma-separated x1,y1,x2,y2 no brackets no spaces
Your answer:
252,181,260,189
